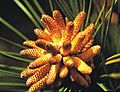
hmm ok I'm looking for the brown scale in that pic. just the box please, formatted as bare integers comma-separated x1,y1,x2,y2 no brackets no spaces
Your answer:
83,75,91,85
66,21,74,40
26,64,51,86
82,38,94,52
63,56,74,67
53,10,65,30
59,65,68,78
23,40,36,48
41,15,62,45
35,39,59,54
20,48,47,58
77,45,101,62
72,11,86,39
21,67,41,78
71,31,85,53
70,69,89,87
73,57,92,74
34,28,52,42
77,23,95,52
28,75,48,92
46,64,60,85
29,53,52,68
60,40,71,56
49,54,62,64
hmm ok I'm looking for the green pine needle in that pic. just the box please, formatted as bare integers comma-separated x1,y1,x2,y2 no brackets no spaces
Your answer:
13,0,41,28
0,50,32,62
0,82,26,86
0,17,29,40
0,64,24,71
0,69,19,77
0,37,26,49
23,0,44,27
100,73,120,79
49,0,54,12
32,0,45,14
97,82,109,91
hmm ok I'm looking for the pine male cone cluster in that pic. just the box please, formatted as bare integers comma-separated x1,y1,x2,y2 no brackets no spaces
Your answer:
20,10,101,92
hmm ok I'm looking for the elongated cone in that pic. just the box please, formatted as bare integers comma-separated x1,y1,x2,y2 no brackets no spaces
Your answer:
78,23,95,52
59,66,68,78
60,21,73,45
72,11,86,39
63,56,74,67
35,39,59,54
50,78,62,89
41,15,61,45
20,67,38,78
21,66,51,78
46,64,60,85
53,10,65,30
34,28,52,42
73,57,92,74
26,64,51,86
71,31,85,53
49,54,62,64
66,21,74,39
29,53,52,68
20,48,47,58
23,40,37,48
70,69,89,87
82,38,94,52
77,45,101,62
65,17,69,24
60,40,71,56
83,75,91,85
28,75,48,92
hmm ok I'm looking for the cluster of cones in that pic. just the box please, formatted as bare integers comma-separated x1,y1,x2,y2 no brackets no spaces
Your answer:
20,10,101,92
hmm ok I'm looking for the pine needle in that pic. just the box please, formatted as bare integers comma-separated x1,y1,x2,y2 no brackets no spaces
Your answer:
0,69,19,77
32,0,45,14
0,37,26,49
23,0,44,27
106,53,120,61
97,82,109,91
105,58,120,65
0,64,24,71
13,0,41,28
100,73,120,79
85,0,92,26
0,17,28,40
0,82,26,86
49,0,54,12
0,50,32,62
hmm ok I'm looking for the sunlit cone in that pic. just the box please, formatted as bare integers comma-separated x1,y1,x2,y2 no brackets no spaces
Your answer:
77,45,101,62
46,64,60,85
20,10,101,91
73,57,92,74
49,54,62,64
28,75,48,92
82,38,94,52
20,48,47,58
26,64,51,86
29,53,52,68
63,56,74,67
59,65,68,78
34,28,52,42
70,69,89,87
72,11,86,39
